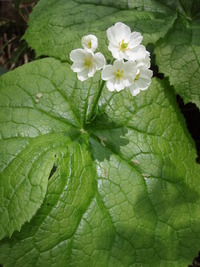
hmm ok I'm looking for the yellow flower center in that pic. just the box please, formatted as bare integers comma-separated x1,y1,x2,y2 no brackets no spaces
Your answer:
84,58,92,68
114,69,124,80
119,39,129,52
134,73,141,82
88,41,92,48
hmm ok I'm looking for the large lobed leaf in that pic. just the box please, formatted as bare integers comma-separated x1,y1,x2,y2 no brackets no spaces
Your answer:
155,3,200,109
0,59,74,240
23,0,176,61
155,0,200,109
0,58,200,266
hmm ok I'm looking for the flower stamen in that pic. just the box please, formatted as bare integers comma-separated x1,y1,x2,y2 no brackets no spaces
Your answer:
134,73,141,82
114,69,124,80
119,39,129,52
83,57,92,68
88,41,92,49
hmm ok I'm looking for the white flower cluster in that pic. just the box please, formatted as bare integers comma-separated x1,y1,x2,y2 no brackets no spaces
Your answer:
70,35,106,81
70,22,153,96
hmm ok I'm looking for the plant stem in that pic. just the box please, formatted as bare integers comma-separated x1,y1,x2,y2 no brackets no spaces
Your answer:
87,80,105,124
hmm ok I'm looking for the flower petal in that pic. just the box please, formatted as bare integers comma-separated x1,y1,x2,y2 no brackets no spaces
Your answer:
136,78,150,90
81,34,98,52
123,62,137,85
71,62,84,73
114,22,131,41
88,68,96,77
115,79,125,91
101,65,115,81
131,87,140,96
107,26,119,44
137,51,151,68
94,52,106,70
107,22,131,44
77,69,89,81
123,61,137,75
113,59,124,69
106,79,116,91
126,45,146,61
141,68,153,80
129,32,143,48
108,45,121,60
70,49,87,62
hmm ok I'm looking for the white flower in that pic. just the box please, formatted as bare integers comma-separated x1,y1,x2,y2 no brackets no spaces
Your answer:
70,49,106,81
129,63,153,96
138,50,151,68
81,34,98,52
101,59,137,92
107,22,146,61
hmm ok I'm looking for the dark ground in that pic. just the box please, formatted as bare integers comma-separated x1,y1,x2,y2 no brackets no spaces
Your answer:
0,0,37,72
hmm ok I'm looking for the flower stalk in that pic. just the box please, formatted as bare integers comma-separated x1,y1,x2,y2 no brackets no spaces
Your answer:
86,80,105,125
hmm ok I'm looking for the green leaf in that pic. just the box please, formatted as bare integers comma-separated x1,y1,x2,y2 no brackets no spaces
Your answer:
0,58,200,266
23,0,177,61
178,0,200,19
155,14,200,109
0,58,77,240
156,0,200,19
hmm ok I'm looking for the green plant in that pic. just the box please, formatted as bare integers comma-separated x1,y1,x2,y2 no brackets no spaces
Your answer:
0,1,200,266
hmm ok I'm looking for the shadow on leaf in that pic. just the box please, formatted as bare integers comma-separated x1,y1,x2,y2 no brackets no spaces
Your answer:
87,112,129,162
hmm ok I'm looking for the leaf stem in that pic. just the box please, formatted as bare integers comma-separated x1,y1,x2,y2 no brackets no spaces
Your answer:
87,80,105,124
